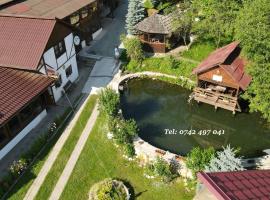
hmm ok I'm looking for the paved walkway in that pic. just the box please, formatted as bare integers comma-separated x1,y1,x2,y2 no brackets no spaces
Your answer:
49,104,99,200
23,94,93,200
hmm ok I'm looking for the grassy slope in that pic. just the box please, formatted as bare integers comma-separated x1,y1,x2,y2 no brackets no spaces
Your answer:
60,113,194,200
126,57,197,78
181,41,216,62
7,95,97,200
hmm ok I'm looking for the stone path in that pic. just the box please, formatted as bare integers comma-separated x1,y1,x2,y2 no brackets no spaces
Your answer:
49,104,99,200
23,94,92,200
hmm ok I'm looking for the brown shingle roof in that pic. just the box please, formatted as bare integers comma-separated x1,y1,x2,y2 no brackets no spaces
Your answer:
0,15,56,71
198,170,270,200
0,0,95,19
192,41,252,90
0,67,54,125
136,13,174,34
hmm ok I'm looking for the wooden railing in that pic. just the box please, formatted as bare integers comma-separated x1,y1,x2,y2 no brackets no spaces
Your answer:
139,39,166,53
193,87,241,113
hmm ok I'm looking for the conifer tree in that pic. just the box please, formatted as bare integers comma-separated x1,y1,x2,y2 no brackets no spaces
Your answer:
206,145,245,172
126,0,145,35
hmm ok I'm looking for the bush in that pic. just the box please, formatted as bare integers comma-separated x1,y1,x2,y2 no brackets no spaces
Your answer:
186,147,215,177
99,88,120,117
89,179,128,200
9,159,28,177
123,143,135,158
144,0,154,9
145,157,178,182
121,35,144,64
113,118,138,145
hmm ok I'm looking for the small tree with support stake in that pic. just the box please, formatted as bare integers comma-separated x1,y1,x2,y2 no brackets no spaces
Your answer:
126,0,145,35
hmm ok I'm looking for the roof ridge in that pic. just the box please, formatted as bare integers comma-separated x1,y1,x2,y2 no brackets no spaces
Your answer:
0,13,55,20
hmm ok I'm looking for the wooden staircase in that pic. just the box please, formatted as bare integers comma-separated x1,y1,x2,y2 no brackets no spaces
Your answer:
191,87,241,114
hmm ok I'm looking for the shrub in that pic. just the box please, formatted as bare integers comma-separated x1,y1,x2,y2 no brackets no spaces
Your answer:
89,179,128,200
99,88,120,117
123,143,136,158
113,119,138,145
9,159,28,177
144,0,154,9
206,145,244,172
145,157,178,182
121,35,144,64
186,147,215,177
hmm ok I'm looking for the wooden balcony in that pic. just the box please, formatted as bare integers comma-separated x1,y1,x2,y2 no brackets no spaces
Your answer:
192,87,241,114
140,39,166,53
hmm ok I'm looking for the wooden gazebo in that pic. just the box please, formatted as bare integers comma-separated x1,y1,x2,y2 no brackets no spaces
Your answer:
190,42,252,114
136,13,178,53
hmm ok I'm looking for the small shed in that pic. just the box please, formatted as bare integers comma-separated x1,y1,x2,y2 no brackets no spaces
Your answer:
136,13,180,53
191,42,252,114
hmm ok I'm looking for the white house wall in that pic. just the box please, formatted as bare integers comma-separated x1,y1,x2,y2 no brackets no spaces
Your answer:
0,109,47,161
51,55,78,102
41,32,79,102
43,48,58,70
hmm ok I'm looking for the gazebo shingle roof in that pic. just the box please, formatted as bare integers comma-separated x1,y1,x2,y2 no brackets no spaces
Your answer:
136,13,174,34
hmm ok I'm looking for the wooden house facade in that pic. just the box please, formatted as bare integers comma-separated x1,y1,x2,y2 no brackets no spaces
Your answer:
191,42,252,114
136,13,182,53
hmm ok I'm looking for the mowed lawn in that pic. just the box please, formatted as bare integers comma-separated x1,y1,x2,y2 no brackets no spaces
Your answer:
7,95,98,200
181,41,216,62
60,113,194,200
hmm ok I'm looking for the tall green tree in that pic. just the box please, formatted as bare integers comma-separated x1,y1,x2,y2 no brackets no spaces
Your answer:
192,0,241,47
235,0,270,121
126,0,145,35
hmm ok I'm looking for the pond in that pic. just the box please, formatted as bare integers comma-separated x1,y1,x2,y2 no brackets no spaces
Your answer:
120,78,270,158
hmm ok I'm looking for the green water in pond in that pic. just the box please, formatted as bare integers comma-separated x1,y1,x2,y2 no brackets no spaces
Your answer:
120,78,270,158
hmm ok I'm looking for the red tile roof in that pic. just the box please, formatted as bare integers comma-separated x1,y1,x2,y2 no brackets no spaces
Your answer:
0,66,54,125
198,170,270,200
0,0,95,19
0,15,56,71
192,42,252,90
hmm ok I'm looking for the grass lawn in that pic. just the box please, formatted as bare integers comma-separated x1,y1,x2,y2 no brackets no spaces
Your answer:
60,112,195,200
6,95,97,200
126,57,197,78
181,41,216,62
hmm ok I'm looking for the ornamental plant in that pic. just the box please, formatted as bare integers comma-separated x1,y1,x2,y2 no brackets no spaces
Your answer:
205,145,245,172
121,35,144,64
98,88,120,117
9,159,28,177
126,0,145,35
186,147,215,177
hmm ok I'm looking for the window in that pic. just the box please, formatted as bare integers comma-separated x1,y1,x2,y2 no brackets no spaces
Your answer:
55,75,62,88
81,8,89,19
70,13,80,25
54,41,66,58
65,65,73,77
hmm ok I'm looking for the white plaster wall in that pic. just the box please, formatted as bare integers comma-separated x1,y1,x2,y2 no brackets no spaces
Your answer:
43,48,58,70
0,109,47,161
51,55,79,102
39,66,46,75
57,53,68,67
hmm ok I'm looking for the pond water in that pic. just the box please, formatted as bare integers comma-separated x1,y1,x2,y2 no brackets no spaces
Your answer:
120,78,270,158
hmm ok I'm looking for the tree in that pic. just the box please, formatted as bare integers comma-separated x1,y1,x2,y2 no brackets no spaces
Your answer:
172,1,193,47
192,0,241,47
234,0,270,121
206,145,245,172
121,35,144,64
126,0,145,35
186,147,215,177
